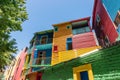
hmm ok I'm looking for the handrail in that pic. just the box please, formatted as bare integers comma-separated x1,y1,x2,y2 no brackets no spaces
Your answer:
32,57,51,66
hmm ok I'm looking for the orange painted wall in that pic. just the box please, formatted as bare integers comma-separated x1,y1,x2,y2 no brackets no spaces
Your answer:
53,23,72,38
52,23,73,65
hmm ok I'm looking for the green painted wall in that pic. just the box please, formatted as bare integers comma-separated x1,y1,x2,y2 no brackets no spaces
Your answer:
42,44,120,80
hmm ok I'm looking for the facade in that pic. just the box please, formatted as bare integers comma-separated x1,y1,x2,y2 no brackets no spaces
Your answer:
42,44,120,80
23,17,101,80
92,0,120,46
1,58,17,80
3,57,19,80
25,30,53,80
17,1,120,79
52,17,100,65
13,47,27,80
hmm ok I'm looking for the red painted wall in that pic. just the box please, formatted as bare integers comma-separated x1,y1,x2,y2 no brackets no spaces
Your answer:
92,0,118,44
72,32,97,49
13,48,27,80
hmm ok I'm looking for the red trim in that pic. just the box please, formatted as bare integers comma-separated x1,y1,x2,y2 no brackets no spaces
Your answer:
92,0,99,28
70,17,90,23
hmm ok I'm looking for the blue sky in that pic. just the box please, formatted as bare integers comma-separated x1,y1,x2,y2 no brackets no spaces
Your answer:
11,0,94,53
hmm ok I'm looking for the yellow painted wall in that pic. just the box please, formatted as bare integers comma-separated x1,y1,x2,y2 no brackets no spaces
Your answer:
52,23,73,65
52,46,100,65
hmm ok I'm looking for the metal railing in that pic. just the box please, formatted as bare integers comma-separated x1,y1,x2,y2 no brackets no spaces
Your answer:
32,57,51,66
35,38,53,45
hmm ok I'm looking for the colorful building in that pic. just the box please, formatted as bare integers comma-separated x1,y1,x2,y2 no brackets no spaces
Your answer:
12,47,27,80
92,0,120,46
23,17,101,80
42,43,120,80
19,1,120,79
52,17,100,65
25,30,53,80
1,58,17,80
0,48,26,80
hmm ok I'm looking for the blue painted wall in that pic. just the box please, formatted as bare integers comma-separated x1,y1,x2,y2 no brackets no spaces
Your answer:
102,0,120,21
32,49,52,72
34,49,52,58
35,32,53,45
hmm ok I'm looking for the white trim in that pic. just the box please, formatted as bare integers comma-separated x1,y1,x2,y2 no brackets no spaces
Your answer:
102,3,116,29
79,49,99,58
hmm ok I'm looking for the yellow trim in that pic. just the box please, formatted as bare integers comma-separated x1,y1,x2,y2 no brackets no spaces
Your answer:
73,64,94,80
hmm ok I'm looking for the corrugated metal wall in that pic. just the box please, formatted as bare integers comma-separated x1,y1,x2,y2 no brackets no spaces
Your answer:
93,0,118,43
102,0,120,21
72,32,97,49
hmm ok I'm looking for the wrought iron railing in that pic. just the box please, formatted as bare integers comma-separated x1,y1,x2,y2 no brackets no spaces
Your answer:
35,43,52,50
35,38,53,45
32,57,51,67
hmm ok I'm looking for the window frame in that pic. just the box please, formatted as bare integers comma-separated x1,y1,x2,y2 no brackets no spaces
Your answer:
66,37,72,50
66,25,71,29
40,35,48,44
54,26,58,32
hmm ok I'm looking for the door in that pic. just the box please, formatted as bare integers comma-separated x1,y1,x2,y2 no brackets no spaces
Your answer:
37,73,42,80
36,51,46,65
80,71,89,80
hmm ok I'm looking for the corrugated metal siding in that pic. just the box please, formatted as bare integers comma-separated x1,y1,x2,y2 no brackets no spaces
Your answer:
100,1,118,43
13,48,27,80
72,32,97,49
52,23,73,65
93,0,118,43
102,0,120,21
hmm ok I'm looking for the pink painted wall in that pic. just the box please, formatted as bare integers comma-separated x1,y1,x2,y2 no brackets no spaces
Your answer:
72,32,97,49
13,47,27,80
92,0,118,44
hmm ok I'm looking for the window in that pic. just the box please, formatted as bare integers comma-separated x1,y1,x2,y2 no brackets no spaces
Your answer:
40,36,48,44
73,64,94,80
36,51,46,64
72,20,90,35
54,27,58,32
114,11,120,26
117,24,120,34
66,25,71,29
72,26,90,35
66,38,72,50
53,45,58,52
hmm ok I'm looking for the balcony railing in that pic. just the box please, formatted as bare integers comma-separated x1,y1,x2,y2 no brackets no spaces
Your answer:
28,46,34,54
35,43,52,50
52,46,101,65
31,57,51,67
35,38,53,45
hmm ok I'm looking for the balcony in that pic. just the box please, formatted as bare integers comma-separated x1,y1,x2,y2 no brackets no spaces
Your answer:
31,57,51,67
35,38,53,45
28,46,34,54
52,46,101,65
35,43,52,50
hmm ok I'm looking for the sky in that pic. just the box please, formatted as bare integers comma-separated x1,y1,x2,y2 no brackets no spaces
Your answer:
11,0,94,53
